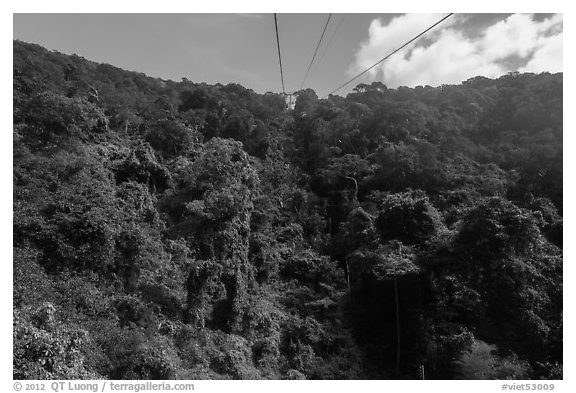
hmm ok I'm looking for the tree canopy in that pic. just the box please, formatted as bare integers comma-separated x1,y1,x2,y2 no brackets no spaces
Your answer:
13,40,562,380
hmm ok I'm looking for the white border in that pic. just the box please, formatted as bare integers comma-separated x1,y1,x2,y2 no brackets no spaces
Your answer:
3,1,571,391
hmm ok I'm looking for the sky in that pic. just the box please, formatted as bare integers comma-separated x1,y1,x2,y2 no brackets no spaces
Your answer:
13,13,562,97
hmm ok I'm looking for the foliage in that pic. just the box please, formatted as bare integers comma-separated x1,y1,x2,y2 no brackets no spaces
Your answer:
13,40,562,380
453,339,532,380
374,190,445,245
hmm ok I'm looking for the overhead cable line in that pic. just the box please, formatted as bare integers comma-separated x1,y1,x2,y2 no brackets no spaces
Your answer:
310,14,346,80
323,13,454,98
300,13,332,89
273,13,286,94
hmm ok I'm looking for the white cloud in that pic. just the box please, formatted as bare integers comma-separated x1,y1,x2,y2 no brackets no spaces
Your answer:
519,31,563,73
350,13,563,88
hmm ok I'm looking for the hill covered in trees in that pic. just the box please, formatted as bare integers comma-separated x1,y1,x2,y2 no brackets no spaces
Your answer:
13,40,562,380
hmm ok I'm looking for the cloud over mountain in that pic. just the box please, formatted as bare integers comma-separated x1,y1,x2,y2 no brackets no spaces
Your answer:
350,13,563,88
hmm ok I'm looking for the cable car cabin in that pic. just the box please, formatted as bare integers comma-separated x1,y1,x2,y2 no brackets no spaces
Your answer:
284,92,295,110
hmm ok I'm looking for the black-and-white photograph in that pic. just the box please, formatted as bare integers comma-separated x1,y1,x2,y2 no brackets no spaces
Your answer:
11,7,564,384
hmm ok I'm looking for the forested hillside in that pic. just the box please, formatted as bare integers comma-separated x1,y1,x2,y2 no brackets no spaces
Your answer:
13,40,562,380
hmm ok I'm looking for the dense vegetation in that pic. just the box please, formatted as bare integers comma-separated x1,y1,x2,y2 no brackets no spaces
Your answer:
13,40,562,380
